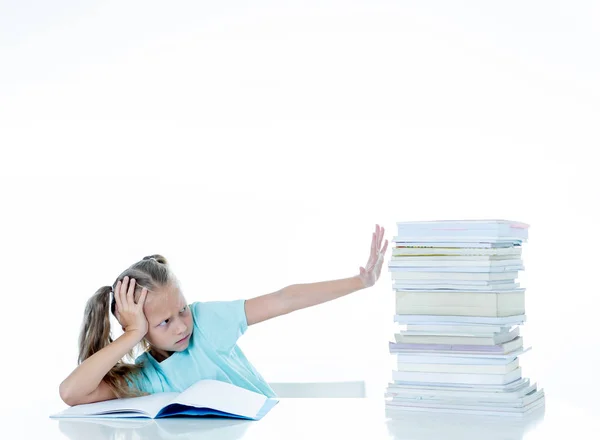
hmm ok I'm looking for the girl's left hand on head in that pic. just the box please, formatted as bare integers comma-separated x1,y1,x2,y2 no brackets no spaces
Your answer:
358,224,388,288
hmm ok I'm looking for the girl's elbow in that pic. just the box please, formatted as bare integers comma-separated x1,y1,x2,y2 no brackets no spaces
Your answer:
59,382,75,406
59,380,81,406
60,379,119,406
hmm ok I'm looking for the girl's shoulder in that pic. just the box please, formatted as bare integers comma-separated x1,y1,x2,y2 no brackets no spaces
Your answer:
134,350,152,367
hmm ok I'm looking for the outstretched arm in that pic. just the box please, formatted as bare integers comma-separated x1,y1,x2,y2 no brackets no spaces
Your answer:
245,224,388,326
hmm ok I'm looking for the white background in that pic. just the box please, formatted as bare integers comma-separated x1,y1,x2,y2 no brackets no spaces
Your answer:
1,0,598,414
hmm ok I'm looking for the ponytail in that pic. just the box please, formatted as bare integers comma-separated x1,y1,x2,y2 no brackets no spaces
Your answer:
77,285,148,398
78,286,113,365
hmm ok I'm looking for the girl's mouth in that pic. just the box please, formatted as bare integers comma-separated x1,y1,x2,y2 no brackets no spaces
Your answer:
176,334,190,344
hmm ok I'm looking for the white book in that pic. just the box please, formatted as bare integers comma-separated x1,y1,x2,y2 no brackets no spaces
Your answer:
396,358,519,374
388,259,523,267
390,378,530,392
394,306,524,318
393,226,527,233
393,283,519,291
384,399,545,417
388,389,544,409
399,328,515,338
49,379,279,420
394,288,525,295
393,280,520,287
405,324,513,334
391,347,531,362
393,352,524,365
392,247,522,256
395,219,529,231
392,242,519,248
394,314,526,325
389,266,523,273
392,378,528,392
385,382,537,402
390,336,524,355
391,256,521,262
390,271,519,281
393,236,526,243
395,327,520,346
392,367,522,385
393,281,518,287
395,290,525,317
393,220,528,236
386,390,544,414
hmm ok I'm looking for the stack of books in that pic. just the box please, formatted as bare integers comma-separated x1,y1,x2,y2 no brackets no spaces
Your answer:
385,219,545,416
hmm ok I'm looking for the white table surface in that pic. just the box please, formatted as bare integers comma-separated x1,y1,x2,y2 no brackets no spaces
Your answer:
3,397,596,440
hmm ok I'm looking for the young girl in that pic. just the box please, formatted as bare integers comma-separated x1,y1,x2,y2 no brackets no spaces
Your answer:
59,224,388,406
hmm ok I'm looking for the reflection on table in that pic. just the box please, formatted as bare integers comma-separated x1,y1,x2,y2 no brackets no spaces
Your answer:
58,417,252,440
385,405,545,440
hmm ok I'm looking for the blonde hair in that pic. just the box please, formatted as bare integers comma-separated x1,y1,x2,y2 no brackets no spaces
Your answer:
77,254,174,398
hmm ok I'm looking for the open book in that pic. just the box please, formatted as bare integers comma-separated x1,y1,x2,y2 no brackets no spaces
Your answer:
50,379,279,420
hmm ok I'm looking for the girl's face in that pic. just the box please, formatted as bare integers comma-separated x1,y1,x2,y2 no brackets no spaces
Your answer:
142,283,193,354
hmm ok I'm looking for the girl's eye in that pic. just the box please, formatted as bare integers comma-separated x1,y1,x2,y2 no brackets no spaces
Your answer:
158,306,188,327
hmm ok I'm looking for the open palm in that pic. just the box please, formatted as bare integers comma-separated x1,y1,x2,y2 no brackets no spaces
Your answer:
358,224,389,288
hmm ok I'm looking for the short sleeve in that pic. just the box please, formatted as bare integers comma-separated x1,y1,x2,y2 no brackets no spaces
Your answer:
191,299,248,352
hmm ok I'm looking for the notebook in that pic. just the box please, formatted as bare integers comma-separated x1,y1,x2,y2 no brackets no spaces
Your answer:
49,379,279,420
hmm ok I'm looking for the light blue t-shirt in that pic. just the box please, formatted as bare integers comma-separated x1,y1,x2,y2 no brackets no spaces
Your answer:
125,299,276,398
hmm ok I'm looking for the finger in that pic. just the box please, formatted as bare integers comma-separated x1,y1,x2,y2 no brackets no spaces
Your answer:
137,288,148,307
120,276,129,300
382,239,388,255
379,226,385,249
127,278,136,306
115,280,123,316
371,232,376,257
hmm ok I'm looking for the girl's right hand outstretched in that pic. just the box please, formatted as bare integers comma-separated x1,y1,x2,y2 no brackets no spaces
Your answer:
114,276,149,337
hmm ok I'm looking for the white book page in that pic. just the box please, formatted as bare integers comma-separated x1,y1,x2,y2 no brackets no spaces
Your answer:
172,380,268,419
52,392,179,418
